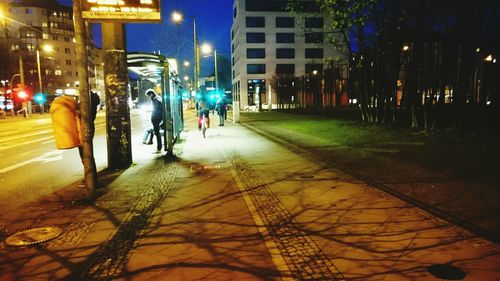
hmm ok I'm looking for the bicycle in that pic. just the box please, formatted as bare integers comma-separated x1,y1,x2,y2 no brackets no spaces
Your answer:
201,113,209,138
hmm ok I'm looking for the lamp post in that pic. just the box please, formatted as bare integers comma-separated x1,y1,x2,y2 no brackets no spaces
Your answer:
171,11,199,94
36,44,53,94
200,43,218,92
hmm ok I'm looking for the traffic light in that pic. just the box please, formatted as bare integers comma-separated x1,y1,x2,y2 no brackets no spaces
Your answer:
34,93,46,104
17,90,28,100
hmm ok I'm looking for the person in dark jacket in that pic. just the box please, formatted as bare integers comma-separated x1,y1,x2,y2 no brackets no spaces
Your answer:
215,97,227,126
146,90,163,153
90,91,100,134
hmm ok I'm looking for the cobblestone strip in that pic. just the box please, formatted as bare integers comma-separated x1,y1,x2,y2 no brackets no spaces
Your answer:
231,153,344,281
76,160,178,281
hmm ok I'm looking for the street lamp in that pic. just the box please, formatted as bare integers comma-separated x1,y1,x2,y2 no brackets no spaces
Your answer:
171,11,183,24
200,43,218,92
36,44,53,94
171,11,199,94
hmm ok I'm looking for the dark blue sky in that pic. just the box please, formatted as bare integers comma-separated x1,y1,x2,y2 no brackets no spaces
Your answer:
58,0,233,74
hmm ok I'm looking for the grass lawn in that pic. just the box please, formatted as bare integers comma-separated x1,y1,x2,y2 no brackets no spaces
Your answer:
239,111,500,241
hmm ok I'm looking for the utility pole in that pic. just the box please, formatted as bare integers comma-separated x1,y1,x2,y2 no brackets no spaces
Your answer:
73,0,97,200
214,49,218,91
193,17,199,93
36,49,42,93
19,55,24,87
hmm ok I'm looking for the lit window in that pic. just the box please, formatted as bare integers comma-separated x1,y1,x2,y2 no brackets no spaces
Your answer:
55,70,62,76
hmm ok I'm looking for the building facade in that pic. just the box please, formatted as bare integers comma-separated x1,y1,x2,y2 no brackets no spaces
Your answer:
0,0,102,98
231,0,347,110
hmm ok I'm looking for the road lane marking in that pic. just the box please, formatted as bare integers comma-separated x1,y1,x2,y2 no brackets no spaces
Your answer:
0,136,54,152
0,150,64,173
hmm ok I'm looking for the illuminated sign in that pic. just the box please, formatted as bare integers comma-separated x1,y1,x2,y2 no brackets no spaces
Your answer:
82,0,161,22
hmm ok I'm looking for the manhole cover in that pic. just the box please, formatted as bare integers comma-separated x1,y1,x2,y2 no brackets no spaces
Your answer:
5,226,63,247
427,264,466,280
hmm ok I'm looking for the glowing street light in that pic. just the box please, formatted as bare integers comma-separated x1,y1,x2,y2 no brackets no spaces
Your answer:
171,11,199,92
42,44,53,52
36,44,53,94
200,43,212,55
200,43,218,91
171,11,183,24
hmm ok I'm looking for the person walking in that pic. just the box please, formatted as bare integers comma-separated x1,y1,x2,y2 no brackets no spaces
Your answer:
146,90,163,153
197,99,210,130
215,97,227,126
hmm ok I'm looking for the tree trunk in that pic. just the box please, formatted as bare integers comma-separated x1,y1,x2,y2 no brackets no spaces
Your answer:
73,0,96,200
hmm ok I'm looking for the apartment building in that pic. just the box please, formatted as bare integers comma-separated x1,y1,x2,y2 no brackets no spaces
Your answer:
231,0,347,109
0,0,102,96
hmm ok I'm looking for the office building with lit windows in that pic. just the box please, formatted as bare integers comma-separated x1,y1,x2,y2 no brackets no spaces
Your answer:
0,0,103,96
231,0,347,110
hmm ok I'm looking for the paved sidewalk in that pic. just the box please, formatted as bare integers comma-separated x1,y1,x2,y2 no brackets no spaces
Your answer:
0,109,499,281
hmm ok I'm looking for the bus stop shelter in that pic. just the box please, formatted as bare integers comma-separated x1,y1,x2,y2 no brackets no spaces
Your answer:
127,53,183,155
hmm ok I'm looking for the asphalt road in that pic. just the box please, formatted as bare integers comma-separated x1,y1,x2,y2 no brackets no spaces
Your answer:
0,110,148,216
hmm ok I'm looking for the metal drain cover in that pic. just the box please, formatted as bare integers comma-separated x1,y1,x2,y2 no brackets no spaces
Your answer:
5,226,63,246
427,264,466,280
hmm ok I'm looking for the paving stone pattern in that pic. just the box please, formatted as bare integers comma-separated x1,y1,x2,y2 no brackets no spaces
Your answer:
230,153,345,281
76,160,178,281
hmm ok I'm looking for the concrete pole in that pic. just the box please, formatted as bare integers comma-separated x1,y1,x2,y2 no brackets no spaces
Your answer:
162,61,173,155
36,49,42,93
73,0,97,199
102,22,132,169
193,17,199,93
214,49,218,91
18,55,24,87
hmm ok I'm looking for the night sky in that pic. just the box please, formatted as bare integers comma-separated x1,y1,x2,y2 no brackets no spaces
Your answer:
58,0,234,76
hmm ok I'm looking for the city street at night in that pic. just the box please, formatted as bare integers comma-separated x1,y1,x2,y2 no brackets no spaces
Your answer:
1,0,499,280
0,112,108,215
0,109,499,280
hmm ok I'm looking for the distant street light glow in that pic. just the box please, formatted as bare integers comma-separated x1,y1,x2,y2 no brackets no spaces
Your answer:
42,44,53,52
403,45,409,51
200,43,212,55
171,11,183,23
